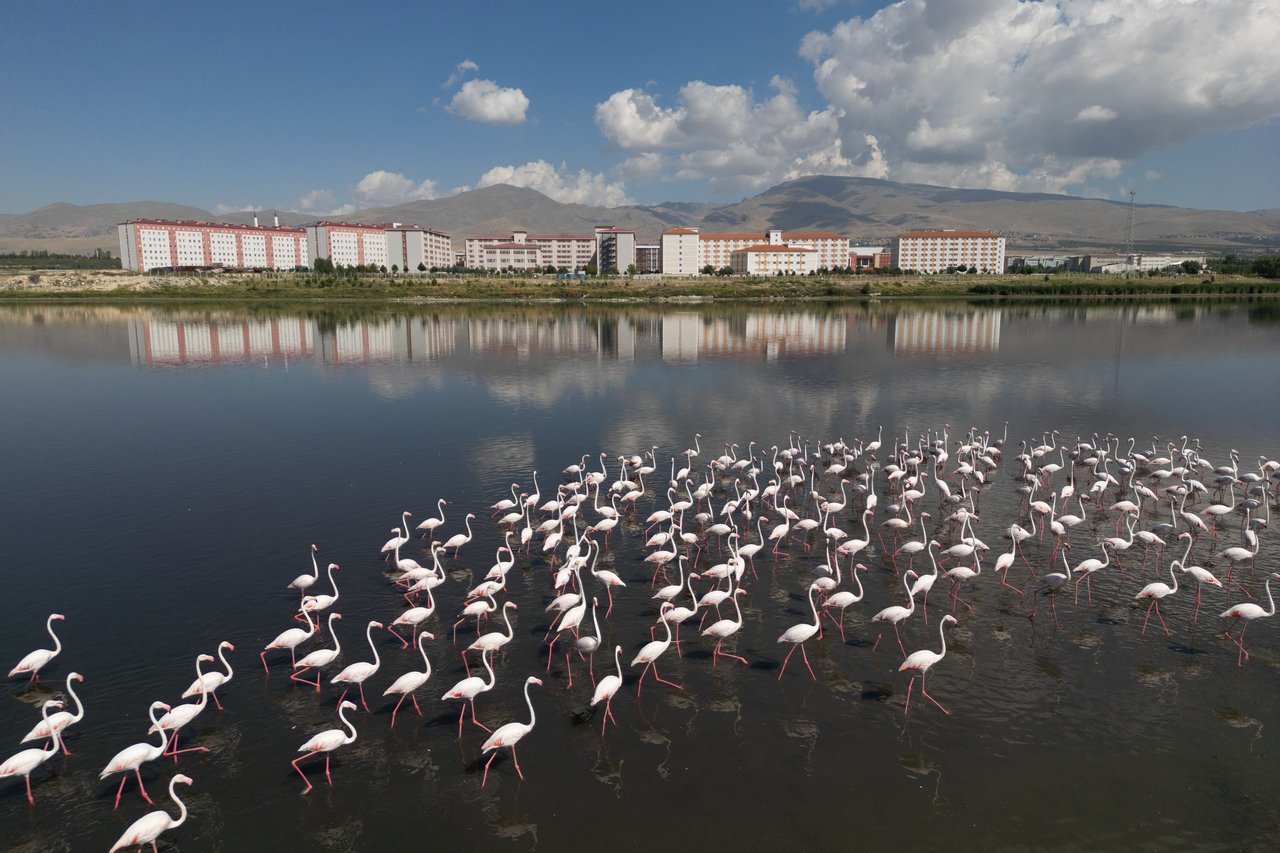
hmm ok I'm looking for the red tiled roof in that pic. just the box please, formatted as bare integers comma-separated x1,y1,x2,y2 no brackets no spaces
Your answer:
732,244,816,253
897,231,1000,238
124,219,305,233
663,227,699,235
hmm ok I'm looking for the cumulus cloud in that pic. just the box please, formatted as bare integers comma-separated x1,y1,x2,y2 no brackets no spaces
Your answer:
447,79,529,124
595,76,870,193
297,189,338,214
352,171,438,207
212,203,258,215
477,160,632,207
443,59,479,89
796,0,839,9
799,0,1280,193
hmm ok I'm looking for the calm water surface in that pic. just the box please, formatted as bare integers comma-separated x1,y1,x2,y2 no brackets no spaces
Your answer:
2,300,1279,851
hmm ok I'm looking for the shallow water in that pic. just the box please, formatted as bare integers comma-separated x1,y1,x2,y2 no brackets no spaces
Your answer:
2,299,1279,851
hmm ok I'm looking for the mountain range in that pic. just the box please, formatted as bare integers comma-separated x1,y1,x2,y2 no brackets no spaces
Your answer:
2,177,1277,257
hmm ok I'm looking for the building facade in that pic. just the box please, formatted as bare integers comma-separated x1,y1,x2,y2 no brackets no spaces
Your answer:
118,219,309,272
594,227,636,274
849,245,892,270
699,229,847,271
464,230,596,271
892,230,1006,274
385,226,454,273
660,228,701,275
730,244,818,275
635,244,661,274
305,222,389,269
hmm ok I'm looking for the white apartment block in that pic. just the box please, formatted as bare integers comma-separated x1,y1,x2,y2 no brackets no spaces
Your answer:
305,222,389,269
118,220,309,272
595,227,636,274
893,230,1006,274
660,228,701,275
385,226,453,273
464,230,596,271
700,229,848,272
730,244,819,276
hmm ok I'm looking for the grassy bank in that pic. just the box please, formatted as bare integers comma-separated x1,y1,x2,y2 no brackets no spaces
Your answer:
2,269,1278,302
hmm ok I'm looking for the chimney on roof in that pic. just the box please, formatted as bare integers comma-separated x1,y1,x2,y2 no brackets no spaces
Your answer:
253,212,259,228
273,213,279,227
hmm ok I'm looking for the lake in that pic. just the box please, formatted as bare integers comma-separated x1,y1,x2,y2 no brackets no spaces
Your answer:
2,298,1279,851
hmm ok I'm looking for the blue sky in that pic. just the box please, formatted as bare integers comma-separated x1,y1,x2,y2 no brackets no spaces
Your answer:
1,0,1277,215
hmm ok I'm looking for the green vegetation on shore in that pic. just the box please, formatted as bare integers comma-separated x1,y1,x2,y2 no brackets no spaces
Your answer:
3,269,1279,302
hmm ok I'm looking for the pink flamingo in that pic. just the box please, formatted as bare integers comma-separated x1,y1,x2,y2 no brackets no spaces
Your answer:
382,631,435,728
292,701,358,794
1220,573,1278,666
900,614,958,716
480,675,542,786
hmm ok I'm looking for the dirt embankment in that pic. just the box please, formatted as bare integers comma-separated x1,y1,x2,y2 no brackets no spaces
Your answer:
4,269,173,292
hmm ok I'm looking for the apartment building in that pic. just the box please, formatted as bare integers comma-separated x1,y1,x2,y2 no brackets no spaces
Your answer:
118,219,308,272
892,230,1006,273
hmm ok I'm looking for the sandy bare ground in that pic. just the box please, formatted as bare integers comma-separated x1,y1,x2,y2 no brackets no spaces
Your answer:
3,269,180,292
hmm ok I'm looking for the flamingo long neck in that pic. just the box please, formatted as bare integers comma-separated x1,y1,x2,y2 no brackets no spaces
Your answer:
40,704,61,757
860,509,871,542
937,620,949,659
613,646,623,679
148,705,171,752
660,609,674,643
926,541,940,578
1181,536,1193,565
192,659,209,711
400,512,410,540
590,601,601,641
310,548,319,581
301,606,316,635
902,572,916,611
329,616,342,655
483,651,495,688
47,616,62,655
524,679,537,728
1167,559,1179,593
464,514,473,540
167,779,189,829
338,703,358,745
732,592,743,627
366,623,380,668
1264,577,1276,617
327,564,339,595
417,632,432,673
505,606,517,640
808,585,819,629
65,676,84,722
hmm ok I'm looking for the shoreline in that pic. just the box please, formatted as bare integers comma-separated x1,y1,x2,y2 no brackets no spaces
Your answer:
2,268,1276,303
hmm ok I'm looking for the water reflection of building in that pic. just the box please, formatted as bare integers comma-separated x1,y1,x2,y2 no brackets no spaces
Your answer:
661,312,847,362
468,317,602,359
129,317,316,364
889,311,1001,355
321,317,457,364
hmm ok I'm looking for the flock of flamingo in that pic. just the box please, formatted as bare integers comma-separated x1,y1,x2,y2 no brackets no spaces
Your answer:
4,425,1278,849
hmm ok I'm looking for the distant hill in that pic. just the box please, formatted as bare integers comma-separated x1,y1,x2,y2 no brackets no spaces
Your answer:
3,178,1277,256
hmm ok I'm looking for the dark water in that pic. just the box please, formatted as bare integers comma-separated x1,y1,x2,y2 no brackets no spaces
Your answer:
2,299,1279,851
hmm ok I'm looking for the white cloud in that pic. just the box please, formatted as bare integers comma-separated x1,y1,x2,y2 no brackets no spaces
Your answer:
798,0,1280,193
615,152,666,181
443,58,479,89
352,171,438,207
447,79,529,124
595,76,872,194
212,203,257,215
796,0,839,10
296,189,337,214
477,160,632,207
1144,169,1163,182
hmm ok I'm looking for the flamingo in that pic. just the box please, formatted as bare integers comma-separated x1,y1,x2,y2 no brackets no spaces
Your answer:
21,671,85,754
632,603,682,695
591,646,624,735
1029,547,1073,625
777,582,822,680
992,536,1025,597
330,620,384,711
900,614,958,716
822,563,868,642
300,563,340,617
287,545,321,600
570,598,602,687
661,573,703,655
442,513,476,558
261,601,318,671
467,601,519,661
701,587,750,666
653,554,688,603
0,700,63,804
150,655,214,758
419,497,449,535
180,641,234,711
108,773,193,852
99,701,171,809
480,675,543,786
453,593,497,643
872,570,918,656
1071,541,1111,604
292,701,358,794
8,613,64,683
382,631,436,728
1134,557,1181,636
590,551,628,617
912,540,943,621
292,613,343,692
388,588,436,649
1220,573,1279,666
441,648,496,736
381,511,412,559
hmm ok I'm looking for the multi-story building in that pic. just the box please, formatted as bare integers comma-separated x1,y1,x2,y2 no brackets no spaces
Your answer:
385,226,453,273
849,246,892,270
660,228,701,275
118,219,309,272
730,230,819,275
594,227,636,274
635,244,661,274
305,222,389,269
893,230,1006,274
464,230,596,271
700,229,847,272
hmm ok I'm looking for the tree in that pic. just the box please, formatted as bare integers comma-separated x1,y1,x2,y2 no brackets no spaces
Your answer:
418,262,427,272
1179,259,1201,275
701,264,716,275
718,265,734,276
390,264,399,274
1254,256,1280,278
584,263,598,276
626,263,637,276
313,257,335,274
